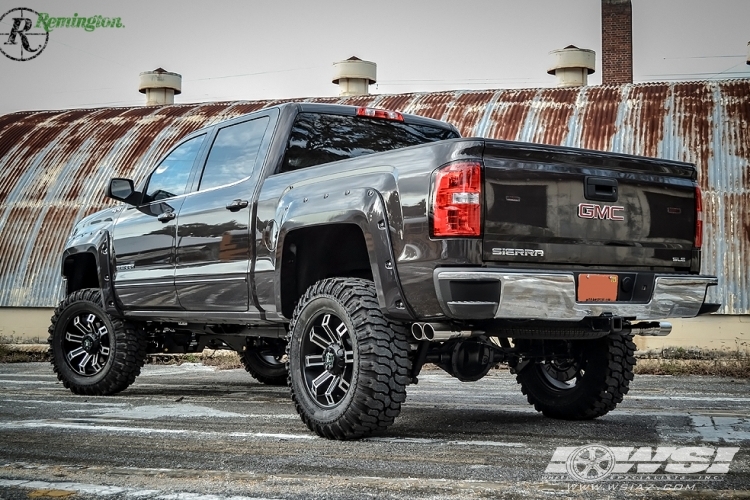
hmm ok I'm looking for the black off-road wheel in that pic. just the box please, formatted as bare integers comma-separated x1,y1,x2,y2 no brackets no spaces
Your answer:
515,334,636,420
241,338,288,386
287,278,411,440
48,289,147,395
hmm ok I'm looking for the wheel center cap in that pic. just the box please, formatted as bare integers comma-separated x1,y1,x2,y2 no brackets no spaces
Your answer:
323,345,345,375
82,335,100,354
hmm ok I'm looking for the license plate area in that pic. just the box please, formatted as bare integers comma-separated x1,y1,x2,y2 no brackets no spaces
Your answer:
577,274,618,302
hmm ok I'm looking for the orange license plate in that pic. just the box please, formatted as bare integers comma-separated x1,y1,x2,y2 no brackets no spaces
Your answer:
577,274,618,302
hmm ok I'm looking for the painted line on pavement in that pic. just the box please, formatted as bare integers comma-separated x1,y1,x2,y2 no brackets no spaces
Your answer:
0,478,278,499
0,420,527,448
0,420,316,441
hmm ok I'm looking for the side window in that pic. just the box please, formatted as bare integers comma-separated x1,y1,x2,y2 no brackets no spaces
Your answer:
199,116,270,191
144,135,205,203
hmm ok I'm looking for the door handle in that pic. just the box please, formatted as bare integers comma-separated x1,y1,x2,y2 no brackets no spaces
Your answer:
157,211,176,223
226,199,249,212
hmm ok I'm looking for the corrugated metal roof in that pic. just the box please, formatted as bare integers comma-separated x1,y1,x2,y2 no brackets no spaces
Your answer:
0,80,748,313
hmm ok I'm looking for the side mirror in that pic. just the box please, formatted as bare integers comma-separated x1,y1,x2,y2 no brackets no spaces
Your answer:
107,178,140,205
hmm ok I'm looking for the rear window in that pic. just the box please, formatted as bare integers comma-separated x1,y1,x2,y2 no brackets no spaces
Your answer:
281,112,458,173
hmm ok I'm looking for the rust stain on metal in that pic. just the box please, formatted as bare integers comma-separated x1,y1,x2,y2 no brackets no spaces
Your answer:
408,92,455,122
484,89,539,141
672,82,714,187
629,84,669,158
577,86,621,151
530,88,578,146
375,94,419,112
444,91,497,137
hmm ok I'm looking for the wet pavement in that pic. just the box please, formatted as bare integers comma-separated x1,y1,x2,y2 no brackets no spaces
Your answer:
0,362,749,499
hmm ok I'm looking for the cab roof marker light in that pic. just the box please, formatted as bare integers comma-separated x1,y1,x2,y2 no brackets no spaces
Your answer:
356,107,404,122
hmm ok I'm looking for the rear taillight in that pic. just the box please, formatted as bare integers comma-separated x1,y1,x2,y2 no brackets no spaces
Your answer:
356,107,404,122
431,161,482,237
695,185,703,249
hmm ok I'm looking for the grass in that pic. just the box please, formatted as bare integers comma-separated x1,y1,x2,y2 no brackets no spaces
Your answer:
0,344,50,363
145,350,242,370
634,358,750,377
634,344,750,378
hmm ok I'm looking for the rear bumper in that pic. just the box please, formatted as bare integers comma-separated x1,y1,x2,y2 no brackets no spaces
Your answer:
433,268,718,321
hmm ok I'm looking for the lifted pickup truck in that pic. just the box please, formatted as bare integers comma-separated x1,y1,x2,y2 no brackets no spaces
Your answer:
50,103,718,439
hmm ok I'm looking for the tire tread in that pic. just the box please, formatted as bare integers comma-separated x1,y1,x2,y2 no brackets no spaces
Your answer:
287,278,410,440
48,289,146,396
516,334,636,420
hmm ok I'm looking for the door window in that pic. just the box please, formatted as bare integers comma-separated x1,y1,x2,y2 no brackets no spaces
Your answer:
144,135,205,203
199,117,270,191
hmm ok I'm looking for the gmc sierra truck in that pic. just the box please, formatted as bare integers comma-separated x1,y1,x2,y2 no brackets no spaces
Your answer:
50,103,718,439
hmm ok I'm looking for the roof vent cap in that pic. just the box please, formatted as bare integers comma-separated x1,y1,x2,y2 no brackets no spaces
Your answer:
138,68,182,106
547,46,596,88
332,56,376,96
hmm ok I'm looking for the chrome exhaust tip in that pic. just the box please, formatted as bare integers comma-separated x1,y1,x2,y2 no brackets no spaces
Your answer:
411,323,425,341
632,321,672,336
422,323,436,341
411,322,476,342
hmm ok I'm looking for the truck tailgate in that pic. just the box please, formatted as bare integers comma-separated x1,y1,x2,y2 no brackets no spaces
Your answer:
481,141,698,270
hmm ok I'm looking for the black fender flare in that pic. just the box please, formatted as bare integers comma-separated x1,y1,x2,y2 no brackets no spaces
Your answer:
60,229,122,317
273,187,415,321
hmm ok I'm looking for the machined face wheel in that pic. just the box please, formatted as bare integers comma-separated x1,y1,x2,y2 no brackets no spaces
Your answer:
300,312,354,408
287,278,410,439
49,288,147,396
539,358,584,390
62,312,112,376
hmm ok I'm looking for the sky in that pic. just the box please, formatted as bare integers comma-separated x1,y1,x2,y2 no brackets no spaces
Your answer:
0,0,748,116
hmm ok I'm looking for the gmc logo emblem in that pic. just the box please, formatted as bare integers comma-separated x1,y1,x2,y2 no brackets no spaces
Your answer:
578,203,625,221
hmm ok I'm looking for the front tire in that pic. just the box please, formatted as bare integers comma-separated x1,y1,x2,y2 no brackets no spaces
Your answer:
515,334,636,420
48,289,146,395
287,278,410,439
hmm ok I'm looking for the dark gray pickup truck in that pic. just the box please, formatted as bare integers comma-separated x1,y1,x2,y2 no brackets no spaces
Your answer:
50,102,718,439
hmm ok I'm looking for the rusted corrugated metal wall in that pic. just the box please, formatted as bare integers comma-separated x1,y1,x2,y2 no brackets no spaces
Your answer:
0,79,747,312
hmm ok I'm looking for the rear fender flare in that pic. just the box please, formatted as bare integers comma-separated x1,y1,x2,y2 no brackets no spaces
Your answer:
274,188,414,321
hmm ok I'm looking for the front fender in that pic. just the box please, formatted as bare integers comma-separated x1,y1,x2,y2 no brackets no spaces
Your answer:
60,208,122,317
274,187,414,321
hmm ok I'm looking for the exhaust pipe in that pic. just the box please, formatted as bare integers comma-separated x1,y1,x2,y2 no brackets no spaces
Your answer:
411,322,473,342
411,323,426,341
630,321,672,337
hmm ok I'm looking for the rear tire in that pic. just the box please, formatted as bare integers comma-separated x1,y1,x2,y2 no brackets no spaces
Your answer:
241,338,288,386
287,278,410,439
515,334,636,420
48,289,146,395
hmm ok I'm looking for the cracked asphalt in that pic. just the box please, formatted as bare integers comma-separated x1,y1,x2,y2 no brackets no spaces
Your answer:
0,362,749,499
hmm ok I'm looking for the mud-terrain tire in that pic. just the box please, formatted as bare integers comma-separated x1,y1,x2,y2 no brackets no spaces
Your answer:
241,338,288,386
515,334,636,420
287,278,411,439
48,289,146,395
